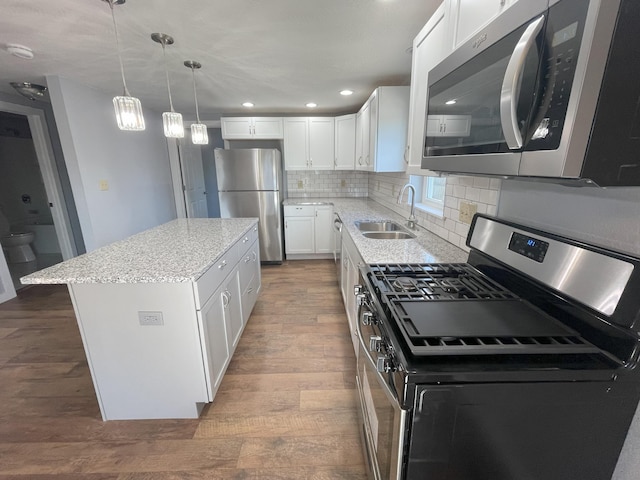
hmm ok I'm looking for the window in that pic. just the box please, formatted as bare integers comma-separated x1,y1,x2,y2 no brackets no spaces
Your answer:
408,175,446,216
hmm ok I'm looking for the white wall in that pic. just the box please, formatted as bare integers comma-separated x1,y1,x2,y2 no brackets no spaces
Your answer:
46,76,176,252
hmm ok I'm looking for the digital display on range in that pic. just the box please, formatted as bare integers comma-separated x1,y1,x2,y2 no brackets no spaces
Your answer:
508,232,549,263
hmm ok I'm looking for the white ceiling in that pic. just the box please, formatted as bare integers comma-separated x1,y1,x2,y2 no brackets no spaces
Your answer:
0,0,440,119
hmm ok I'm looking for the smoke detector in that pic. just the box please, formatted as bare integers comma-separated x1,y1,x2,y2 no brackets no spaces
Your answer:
6,44,34,60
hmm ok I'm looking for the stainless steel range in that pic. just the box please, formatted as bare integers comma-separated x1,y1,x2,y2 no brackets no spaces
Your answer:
355,214,640,480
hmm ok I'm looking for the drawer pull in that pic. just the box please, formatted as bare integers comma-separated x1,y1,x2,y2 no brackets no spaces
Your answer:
247,287,254,294
218,260,227,270
244,255,251,263
243,236,249,243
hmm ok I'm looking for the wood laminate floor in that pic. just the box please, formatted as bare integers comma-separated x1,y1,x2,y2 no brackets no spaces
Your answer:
0,260,366,479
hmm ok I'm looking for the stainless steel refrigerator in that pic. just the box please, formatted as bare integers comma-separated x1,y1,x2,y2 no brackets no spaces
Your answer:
214,148,283,263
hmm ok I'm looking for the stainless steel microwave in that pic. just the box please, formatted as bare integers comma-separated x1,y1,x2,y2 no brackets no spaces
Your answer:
421,0,640,187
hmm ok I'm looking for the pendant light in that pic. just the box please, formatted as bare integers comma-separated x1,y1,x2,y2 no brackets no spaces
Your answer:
103,0,145,131
184,61,208,145
151,33,184,138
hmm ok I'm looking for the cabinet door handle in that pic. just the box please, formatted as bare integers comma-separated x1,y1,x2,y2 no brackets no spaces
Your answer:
222,291,229,307
252,251,257,262
218,260,227,270
334,158,337,167
358,156,363,165
404,145,409,164
247,287,254,294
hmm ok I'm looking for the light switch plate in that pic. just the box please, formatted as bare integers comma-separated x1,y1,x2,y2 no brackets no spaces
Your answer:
138,311,163,326
99,180,109,191
459,201,477,224
297,180,304,189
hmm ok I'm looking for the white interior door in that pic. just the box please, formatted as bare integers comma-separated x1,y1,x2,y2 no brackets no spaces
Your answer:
178,141,208,218
0,251,17,304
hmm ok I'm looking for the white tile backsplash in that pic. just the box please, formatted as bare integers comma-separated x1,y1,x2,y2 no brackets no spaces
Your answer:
368,172,501,252
286,170,368,198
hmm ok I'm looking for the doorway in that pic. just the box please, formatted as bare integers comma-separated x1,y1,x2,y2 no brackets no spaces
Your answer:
0,111,63,290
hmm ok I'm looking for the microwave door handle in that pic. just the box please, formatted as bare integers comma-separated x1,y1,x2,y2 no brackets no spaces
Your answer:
500,14,545,150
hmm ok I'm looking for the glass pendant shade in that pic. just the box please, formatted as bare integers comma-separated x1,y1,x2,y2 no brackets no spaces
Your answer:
191,123,208,145
113,96,145,131
163,111,184,138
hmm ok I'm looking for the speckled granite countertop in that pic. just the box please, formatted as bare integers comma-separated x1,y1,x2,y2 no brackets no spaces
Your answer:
21,218,258,284
284,198,467,264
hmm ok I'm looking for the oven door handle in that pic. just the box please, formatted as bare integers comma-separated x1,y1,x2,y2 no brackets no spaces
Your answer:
356,307,402,407
500,14,545,150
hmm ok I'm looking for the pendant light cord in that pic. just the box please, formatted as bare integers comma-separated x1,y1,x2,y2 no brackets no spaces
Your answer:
108,0,130,97
192,69,201,123
162,44,175,112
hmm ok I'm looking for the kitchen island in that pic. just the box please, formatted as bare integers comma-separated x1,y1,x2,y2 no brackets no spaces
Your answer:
21,218,261,420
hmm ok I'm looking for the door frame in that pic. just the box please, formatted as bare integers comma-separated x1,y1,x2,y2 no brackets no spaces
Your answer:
0,100,76,261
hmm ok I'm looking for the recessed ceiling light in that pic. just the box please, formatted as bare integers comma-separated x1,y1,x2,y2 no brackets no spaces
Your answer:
242,102,254,107
6,43,34,60
445,99,457,105
306,102,317,108
340,90,353,96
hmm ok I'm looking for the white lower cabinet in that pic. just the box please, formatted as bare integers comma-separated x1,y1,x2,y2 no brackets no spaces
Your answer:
284,204,334,257
285,216,316,254
341,230,362,357
198,280,233,401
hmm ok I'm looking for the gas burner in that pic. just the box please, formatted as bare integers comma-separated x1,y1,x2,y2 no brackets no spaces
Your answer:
393,277,418,292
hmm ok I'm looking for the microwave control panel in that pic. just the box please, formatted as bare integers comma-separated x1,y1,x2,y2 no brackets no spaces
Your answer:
525,0,590,151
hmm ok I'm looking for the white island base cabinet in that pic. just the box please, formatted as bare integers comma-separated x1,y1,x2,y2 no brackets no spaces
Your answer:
68,231,261,421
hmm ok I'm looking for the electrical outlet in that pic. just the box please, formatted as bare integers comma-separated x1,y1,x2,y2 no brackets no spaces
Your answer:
138,311,164,326
297,180,304,189
341,179,347,188
459,201,477,224
99,180,109,191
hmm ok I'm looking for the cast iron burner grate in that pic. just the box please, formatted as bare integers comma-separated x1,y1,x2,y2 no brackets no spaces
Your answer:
367,263,601,357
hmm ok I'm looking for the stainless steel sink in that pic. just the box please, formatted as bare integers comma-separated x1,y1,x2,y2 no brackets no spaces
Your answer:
356,221,405,232
362,231,416,240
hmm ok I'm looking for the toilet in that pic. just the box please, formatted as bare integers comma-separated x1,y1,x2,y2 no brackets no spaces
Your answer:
0,211,37,264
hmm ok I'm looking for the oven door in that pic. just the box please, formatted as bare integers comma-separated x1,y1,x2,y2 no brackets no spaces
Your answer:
356,300,407,480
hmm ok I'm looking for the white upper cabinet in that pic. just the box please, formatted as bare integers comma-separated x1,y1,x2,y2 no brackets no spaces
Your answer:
284,117,335,170
451,0,519,48
356,101,372,171
367,86,410,173
334,114,356,170
405,2,453,175
221,117,284,139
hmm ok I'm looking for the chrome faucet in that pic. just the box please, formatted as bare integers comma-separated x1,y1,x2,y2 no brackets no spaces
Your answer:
397,183,417,230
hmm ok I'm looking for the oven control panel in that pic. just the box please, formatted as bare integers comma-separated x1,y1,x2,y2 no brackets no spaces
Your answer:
508,232,549,263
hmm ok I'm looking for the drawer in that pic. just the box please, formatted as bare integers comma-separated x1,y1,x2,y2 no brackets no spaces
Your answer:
284,205,315,217
194,244,239,309
239,239,260,293
241,274,260,325
238,224,259,258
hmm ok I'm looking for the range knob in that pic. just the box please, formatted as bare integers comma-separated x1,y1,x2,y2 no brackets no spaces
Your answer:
356,293,367,306
376,355,392,373
369,335,382,352
354,285,363,296
362,311,375,325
